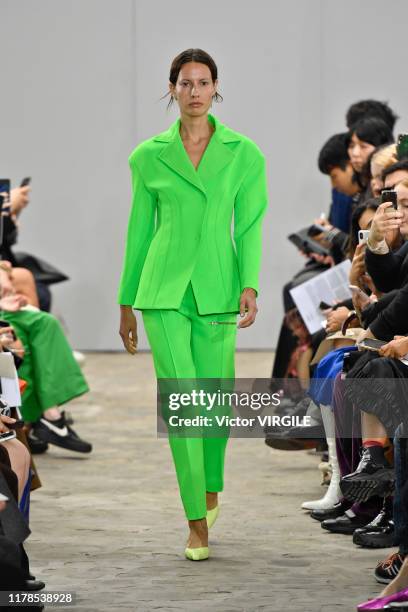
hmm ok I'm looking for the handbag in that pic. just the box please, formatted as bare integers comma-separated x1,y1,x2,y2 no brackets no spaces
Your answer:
13,252,69,285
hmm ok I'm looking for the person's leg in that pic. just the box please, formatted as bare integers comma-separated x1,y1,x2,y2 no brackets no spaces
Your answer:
186,284,237,513
1,310,89,421
141,307,207,522
142,302,211,553
2,439,30,502
10,268,39,308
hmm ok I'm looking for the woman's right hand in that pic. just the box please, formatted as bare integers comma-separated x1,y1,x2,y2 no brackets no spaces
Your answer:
369,202,403,245
119,306,138,354
0,414,16,434
349,243,366,287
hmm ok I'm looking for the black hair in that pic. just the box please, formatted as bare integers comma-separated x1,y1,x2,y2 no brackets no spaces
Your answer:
164,48,223,109
318,133,350,174
347,116,394,149
382,159,408,182
346,99,398,131
349,197,380,255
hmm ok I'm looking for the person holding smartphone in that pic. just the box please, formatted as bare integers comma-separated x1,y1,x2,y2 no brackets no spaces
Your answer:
117,48,268,561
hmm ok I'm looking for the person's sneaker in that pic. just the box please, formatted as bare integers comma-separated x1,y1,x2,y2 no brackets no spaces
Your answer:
33,412,92,454
340,447,395,503
27,430,49,455
73,350,86,367
374,552,406,584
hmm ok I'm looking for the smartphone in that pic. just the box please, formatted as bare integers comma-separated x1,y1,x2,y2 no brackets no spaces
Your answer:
349,284,370,300
0,320,16,341
381,189,398,210
20,177,31,187
397,134,408,160
358,338,388,352
319,301,331,311
0,430,16,443
307,224,329,237
358,230,370,245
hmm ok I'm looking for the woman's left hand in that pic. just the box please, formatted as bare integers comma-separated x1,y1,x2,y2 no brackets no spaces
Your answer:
325,306,351,333
237,288,258,328
379,336,408,359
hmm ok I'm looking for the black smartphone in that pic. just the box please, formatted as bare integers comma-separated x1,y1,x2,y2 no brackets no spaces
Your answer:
20,177,31,188
307,224,329,237
397,134,408,160
381,189,398,210
0,320,17,341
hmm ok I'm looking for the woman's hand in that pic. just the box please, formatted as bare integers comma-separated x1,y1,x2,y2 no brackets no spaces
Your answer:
349,243,366,286
369,202,403,246
0,269,14,298
10,186,30,216
326,306,351,333
379,335,408,359
237,288,258,328
0,294,27,312
0,414,16,434
119,306,138,354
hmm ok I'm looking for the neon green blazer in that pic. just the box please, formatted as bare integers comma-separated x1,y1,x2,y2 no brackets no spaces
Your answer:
117,113,268,314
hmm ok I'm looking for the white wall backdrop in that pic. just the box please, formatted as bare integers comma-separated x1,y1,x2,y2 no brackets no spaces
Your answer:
1,0,408,350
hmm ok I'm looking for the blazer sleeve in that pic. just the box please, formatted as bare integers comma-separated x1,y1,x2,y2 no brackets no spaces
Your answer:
370,282,408,341
233,152,268,296
366,242,408,293
117,158,157,305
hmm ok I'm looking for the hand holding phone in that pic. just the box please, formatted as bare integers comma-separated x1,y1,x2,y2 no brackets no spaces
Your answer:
358,230,370,245
349,283,371,316
381,189,398,210
358,338,388,352
368,194,403,245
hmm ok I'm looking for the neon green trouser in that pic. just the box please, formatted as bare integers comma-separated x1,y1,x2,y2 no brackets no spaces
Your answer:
141,282,237,520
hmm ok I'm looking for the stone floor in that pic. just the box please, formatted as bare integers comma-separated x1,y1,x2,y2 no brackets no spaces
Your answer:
27,352,391,612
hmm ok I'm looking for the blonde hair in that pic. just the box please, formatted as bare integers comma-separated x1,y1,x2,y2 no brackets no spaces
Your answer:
397,178,408,190
371,143,397,171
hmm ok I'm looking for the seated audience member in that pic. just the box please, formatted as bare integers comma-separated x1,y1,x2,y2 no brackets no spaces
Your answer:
365,179,408,292
370,144,398,197
0,429,44,595
346,99,398,133
0,295,92,455
0,185,51,312
271,132,361,385
347,116,394,200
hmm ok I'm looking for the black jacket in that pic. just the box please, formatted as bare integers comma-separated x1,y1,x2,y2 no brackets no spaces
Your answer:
366,241,408,293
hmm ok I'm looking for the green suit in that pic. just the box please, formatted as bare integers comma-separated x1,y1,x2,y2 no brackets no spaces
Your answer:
118,113,268,519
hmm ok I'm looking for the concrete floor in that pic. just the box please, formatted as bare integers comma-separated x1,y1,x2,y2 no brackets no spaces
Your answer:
27,352,391,612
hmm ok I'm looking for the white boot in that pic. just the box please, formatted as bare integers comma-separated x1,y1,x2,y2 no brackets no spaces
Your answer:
301,405,341,511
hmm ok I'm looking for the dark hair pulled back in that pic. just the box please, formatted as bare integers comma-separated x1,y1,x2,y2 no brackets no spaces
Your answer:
165,48,223,109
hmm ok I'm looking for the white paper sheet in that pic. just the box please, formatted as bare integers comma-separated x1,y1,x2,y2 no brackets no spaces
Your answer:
289,260,352,334
0,353,21,406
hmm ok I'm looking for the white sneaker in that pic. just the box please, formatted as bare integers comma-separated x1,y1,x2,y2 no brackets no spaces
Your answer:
73,350,86,367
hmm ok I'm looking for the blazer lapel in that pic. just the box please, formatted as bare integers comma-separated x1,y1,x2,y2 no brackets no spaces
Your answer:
156,119,206,195
155,114,241,195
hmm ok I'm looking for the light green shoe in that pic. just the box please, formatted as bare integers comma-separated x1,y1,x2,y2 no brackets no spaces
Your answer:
206,505,219,529
185,546,209,561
